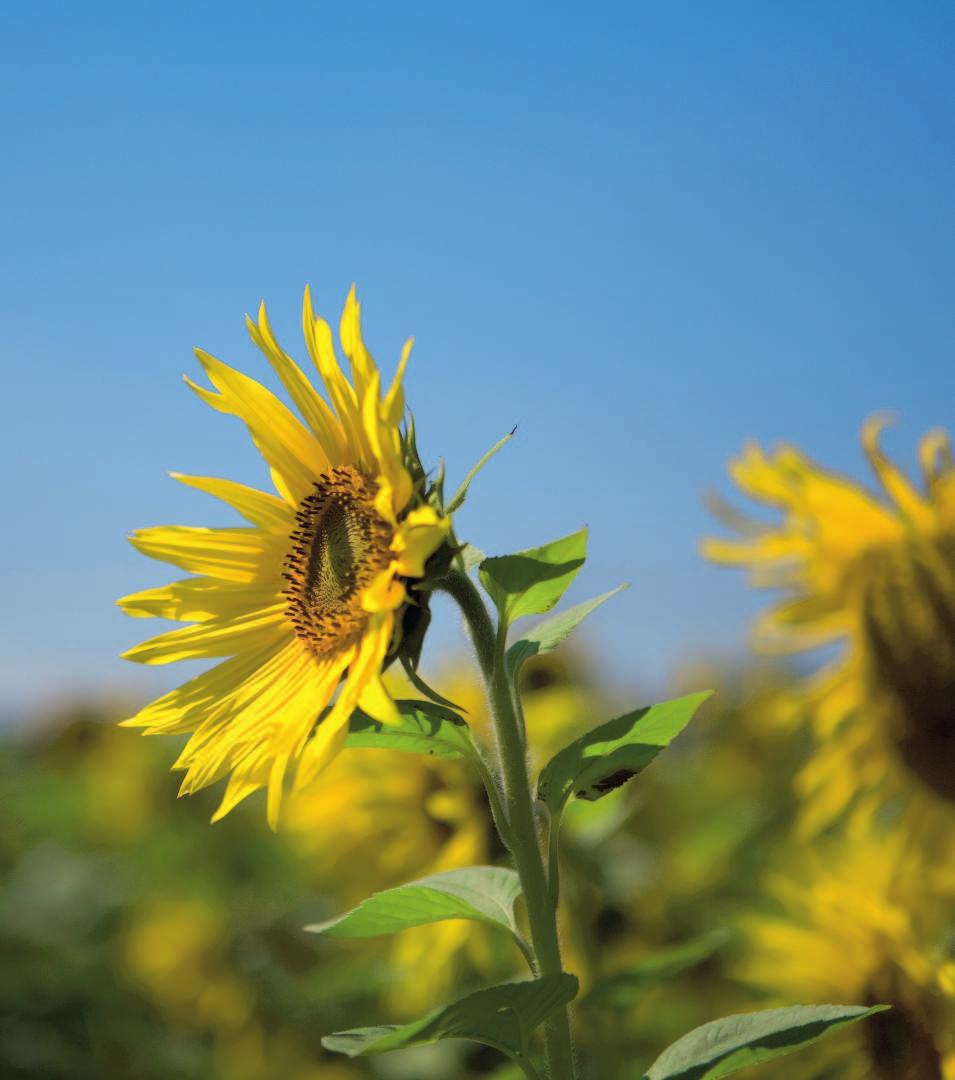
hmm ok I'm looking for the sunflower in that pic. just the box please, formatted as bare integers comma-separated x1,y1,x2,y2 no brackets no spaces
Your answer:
119,287,450,826
738,819,955,1080
702,416,955,827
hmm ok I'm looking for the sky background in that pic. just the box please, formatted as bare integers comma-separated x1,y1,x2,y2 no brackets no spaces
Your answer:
2,2,954,716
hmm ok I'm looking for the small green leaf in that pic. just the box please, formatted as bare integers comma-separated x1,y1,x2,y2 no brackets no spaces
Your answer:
507,585,628,680
322,975,579,1060
447,428,517,514
479,528,588,623
537,691,712,814
641,1004,889,1080
346,699,473,759
306,867,522,939
582,931,728,1008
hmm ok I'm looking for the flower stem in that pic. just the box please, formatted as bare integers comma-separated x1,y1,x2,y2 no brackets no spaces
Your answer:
442,570,578,1080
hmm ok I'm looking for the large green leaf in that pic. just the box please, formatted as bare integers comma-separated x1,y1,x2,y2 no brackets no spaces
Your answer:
507,585,628,680
537,691,712,814
306,867,522,939
323,975,579,1061
345,699,473,759
479,528,587,623
582,931,728,1008
640,1004,888,1080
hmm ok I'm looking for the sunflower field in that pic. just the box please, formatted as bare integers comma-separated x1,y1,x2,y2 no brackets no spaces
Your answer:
3,288,955,1079
4,6,955,1080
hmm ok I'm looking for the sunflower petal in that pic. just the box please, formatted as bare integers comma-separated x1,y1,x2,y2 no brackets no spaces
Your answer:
117,576,277,622
391,506,449,577
247,302,347,461
129,525,282,583
295,614,393,790
122,604,288,664
862,414,933,528
190,348,329,503
171,473,294,532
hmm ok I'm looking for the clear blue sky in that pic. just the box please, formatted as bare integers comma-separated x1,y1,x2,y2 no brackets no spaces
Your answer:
3,2,954,714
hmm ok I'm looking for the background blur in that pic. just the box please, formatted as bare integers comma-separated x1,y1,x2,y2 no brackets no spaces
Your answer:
3,4,955,1079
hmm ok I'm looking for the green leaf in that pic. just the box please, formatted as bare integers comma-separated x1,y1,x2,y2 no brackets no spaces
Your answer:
447,428,517,513
457,543,486,573
346,699,473,759
306,866,523,939
479,528,588,623
537,691,712,814
322,974,579,1060
507,585,628,680
641,1004,889,1080
582,931,728,1008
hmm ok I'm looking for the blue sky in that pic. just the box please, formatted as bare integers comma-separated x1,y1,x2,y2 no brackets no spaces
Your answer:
2,2,954,713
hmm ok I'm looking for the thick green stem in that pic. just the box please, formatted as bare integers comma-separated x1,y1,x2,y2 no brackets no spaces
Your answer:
442,570,577,1080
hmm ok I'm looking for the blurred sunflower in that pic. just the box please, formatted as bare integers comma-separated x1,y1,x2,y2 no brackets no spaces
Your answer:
739,820,955,1080
124,897,254,1031
119,287,450,825
703,416,955,827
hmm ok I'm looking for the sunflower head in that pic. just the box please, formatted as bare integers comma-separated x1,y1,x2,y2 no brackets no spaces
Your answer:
703,415,955,811
119,286,452,826
738,823,955,1080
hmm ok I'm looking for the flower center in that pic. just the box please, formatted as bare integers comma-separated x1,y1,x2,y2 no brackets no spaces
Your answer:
283,466,393,657
853,534,955,800
862,974,945,1080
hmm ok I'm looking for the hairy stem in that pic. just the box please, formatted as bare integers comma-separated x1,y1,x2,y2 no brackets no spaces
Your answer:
443,570,578,1080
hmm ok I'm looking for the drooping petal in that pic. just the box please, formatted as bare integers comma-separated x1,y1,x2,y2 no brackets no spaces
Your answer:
121,638,289,733
295,612,394,790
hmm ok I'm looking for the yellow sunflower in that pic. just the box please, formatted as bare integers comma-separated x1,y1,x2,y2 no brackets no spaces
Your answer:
739,819,955,1080
119,287,450,826
702,415,955,827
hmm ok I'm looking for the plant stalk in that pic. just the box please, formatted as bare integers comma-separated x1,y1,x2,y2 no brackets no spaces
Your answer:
442,570,578,1080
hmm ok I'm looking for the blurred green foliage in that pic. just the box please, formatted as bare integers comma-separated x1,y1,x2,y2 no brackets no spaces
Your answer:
1,648,952,1078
